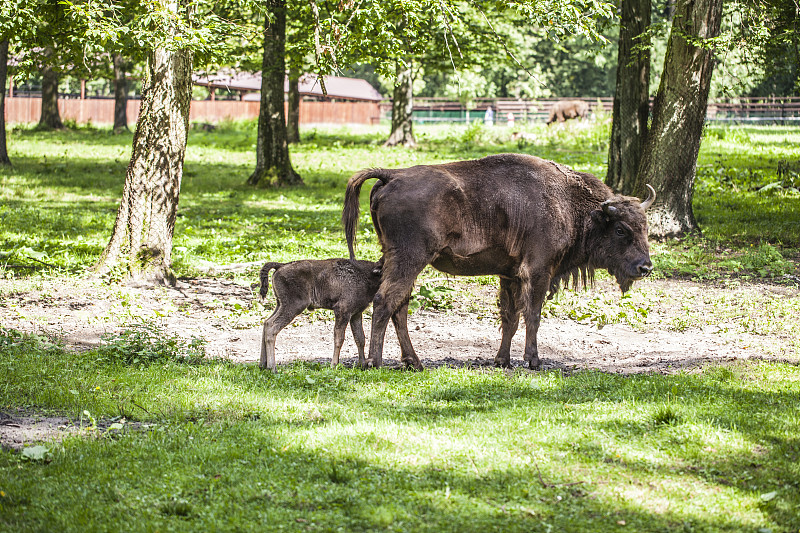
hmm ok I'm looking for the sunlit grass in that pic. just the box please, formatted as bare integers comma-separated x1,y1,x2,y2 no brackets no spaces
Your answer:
1,329,798,531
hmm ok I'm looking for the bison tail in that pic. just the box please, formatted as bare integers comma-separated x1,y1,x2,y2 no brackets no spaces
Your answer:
342,169,392,261
259,262,284,299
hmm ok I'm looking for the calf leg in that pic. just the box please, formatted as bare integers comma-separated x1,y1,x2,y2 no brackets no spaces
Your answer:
391,298,422,370
331,312,350,367
349,312,366,367
495,277,522,368
260,299,308,371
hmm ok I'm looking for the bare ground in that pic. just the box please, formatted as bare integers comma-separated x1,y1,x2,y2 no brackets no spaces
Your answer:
2,274,797,450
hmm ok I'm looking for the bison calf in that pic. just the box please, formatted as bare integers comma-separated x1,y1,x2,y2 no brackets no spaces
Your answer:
258,259,382,371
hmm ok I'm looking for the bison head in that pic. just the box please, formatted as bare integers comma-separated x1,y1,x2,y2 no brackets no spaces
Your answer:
586,185,655,293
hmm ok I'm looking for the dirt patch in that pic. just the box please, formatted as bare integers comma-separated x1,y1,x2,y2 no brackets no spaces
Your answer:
0,409,78,451
2,275,796,374
2,274,797,450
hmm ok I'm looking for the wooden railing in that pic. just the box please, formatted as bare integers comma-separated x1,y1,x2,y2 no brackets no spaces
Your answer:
3,97,382,126
5,95,799,126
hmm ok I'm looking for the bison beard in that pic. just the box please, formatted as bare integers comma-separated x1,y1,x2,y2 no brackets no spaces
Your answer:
342,153,654,370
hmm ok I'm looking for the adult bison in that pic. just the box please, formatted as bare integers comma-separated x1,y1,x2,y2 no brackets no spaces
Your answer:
342,153,655,370
546,99,590,125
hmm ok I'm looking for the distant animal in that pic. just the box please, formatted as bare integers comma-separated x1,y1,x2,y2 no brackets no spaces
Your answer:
258,259,382,371
342,153,655,370
546,100,590,125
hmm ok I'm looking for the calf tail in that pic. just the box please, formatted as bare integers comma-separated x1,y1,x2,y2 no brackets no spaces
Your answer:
259,262,284,298
342,169,393,260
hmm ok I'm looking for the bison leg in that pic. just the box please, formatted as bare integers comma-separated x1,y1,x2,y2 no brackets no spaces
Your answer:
349,312,366,367
391,298,423,371
259,299,307,371
331,312,350,367
367,256,426,368
495,278,522,368
520,274,550,370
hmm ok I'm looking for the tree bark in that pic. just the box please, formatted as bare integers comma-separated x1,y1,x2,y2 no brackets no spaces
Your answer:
384,59,416,148
287,67,300,144
38,48,63,130
94,46,193,285
607,0,651,195
637,0,723,237
113,53,129,134
248,0,302,187
0,40,11,166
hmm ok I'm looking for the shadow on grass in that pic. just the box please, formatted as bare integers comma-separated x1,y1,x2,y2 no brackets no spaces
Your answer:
0,412,790,532
1,334,798,530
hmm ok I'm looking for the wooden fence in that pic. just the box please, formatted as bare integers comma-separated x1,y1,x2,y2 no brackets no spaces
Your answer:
5,95,800,126
3,97,382,125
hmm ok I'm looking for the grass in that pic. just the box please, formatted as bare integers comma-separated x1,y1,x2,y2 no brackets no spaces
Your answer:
1,328,799,532
1,119,800,531
1,120,798,283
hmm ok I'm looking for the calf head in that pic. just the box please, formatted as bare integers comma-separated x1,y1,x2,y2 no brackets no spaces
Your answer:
586,185,655,293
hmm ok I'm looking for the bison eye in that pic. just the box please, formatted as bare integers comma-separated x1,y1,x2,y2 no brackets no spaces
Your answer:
615,227,626,237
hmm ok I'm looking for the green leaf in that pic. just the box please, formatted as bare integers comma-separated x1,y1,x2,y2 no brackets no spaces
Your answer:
760,491,777,502
22,445,50,461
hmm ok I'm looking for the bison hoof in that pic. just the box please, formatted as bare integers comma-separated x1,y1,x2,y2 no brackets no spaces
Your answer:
494,359,512,369
523,359,542,371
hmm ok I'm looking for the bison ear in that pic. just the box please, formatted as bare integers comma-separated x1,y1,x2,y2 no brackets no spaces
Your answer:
590,209,609,226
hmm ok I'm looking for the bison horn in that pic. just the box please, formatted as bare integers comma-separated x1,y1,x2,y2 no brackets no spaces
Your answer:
640,184,656,210
601,200,618,216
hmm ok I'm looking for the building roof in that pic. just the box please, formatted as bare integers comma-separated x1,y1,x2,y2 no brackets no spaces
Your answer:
193,72,384,102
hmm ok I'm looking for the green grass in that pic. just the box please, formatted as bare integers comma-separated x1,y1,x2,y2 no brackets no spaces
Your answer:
1,328,799,532
1,120,800,531
1,120,798,283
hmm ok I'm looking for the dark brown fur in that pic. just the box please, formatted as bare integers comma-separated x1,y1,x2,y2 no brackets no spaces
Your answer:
342,153,653,370
258,259,382,371
546,100,590,125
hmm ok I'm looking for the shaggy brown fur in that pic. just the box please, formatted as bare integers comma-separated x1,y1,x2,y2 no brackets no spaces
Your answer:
342,153,654,370
258,259,382,371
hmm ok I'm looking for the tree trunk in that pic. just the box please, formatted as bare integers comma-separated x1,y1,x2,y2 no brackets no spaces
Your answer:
94,46,193,285
287,67,300,144
384,60,416,148
38,48,63,130
113,53,129,134
248,0,302,187
607,0,651,195
0,40,11,166
637,0,723,237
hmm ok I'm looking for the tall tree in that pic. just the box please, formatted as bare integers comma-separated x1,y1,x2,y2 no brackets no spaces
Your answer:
67,0,250,283
95,38,193,284
606,0,651,195
112,53,130,133
637,0,723,237
37,47,64,130
384,59,416,147
286,65,300,144
248,0,301,187
0,40,10,166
